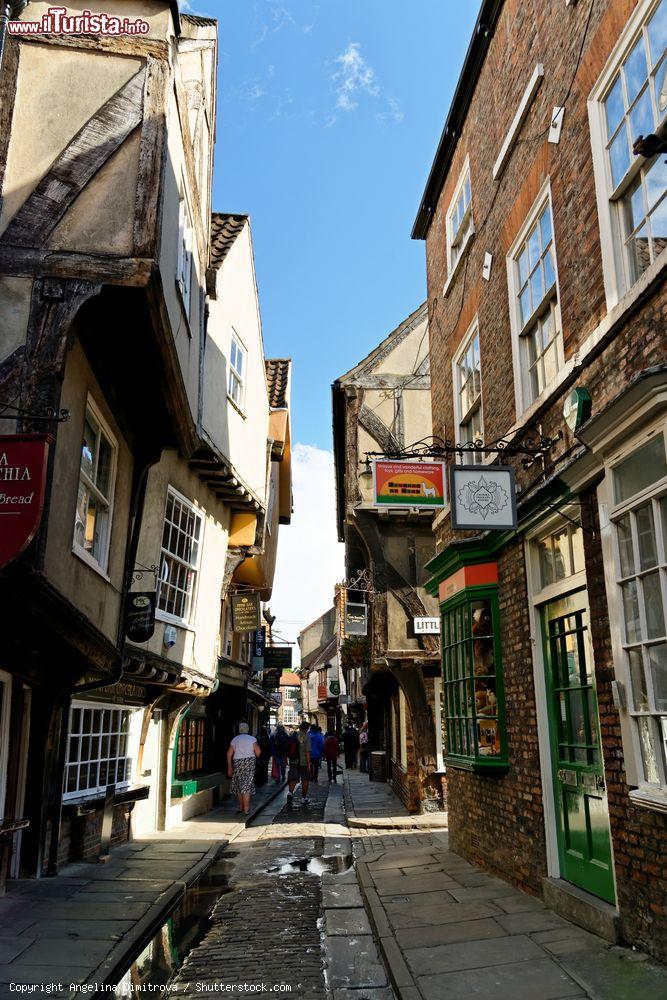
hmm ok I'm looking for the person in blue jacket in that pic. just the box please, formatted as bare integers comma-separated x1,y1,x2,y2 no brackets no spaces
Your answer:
309,723,325,781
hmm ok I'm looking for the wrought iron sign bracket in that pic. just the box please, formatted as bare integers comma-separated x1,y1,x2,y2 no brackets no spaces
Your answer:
362,427,563,471
0,404,70,424
341,568,375,603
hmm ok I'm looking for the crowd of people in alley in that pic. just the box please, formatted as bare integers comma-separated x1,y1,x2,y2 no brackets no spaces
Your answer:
226,719,370,814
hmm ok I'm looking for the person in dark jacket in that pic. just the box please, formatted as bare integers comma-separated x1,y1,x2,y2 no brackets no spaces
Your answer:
255,726,271,786
342,723,359,769
309,724,325,781
323,729,340,783
270,724,289,783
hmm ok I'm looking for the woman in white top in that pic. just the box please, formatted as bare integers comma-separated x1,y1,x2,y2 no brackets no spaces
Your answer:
227,722,260,815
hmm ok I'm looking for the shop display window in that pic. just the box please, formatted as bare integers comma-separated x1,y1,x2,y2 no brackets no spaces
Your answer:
441,586,508,772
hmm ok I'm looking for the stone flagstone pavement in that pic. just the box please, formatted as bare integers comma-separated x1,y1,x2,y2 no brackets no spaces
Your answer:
344,770,667,1000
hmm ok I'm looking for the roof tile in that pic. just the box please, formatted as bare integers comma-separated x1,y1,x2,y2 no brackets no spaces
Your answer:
265,359,291,409
210,213,247,270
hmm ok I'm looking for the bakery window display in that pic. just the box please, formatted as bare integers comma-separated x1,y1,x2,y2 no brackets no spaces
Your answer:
440,587,508,773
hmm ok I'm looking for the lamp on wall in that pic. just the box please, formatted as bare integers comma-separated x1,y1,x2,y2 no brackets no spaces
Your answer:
359,458,373,483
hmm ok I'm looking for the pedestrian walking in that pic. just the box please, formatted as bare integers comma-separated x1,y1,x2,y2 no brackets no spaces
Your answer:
227,723,261,816
359,721,370,773
287,720,311,807
323,729,340,784
342,723,359,769
270,723,289,783
309,723,324,781
255,725,271,786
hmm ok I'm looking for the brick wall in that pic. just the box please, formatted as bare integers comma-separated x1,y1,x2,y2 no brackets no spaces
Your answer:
56,803,132,868
422,0,667,960
447,540,547,895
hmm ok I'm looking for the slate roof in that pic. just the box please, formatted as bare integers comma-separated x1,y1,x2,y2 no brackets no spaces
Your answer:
265,359,291,409
210,213,247,270
182,13,218,28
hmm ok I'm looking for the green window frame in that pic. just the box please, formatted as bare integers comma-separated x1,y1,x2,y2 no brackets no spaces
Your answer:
441,585,508,773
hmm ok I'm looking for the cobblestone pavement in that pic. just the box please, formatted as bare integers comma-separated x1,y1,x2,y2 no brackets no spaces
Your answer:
170,781,332,998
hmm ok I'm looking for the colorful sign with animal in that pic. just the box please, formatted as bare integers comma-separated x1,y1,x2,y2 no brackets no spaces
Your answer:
372,460,446,509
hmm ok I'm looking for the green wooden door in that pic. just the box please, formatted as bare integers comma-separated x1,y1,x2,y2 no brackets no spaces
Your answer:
542,594,615,904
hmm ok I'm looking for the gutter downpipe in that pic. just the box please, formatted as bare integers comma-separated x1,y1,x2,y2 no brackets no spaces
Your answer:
0,1,28,74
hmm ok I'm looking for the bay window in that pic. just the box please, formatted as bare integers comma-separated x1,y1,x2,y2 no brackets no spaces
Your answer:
441,587,508,772
610,430,667,788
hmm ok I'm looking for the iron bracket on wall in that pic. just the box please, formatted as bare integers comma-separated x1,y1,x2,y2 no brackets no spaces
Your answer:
362,426,563,471
0,403,70,424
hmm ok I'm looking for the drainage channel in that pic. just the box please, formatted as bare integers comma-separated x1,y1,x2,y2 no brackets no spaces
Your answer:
112,855,238,996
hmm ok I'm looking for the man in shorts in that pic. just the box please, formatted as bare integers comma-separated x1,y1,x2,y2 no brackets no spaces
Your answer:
287,720,311,807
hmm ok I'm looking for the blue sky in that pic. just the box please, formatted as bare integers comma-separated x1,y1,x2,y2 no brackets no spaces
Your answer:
184,0,479,451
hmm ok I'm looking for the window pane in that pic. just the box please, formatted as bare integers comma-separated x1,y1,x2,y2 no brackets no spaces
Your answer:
638,716,660,783
629,648,649,710
81,418,97,479
628,221,652,278
571,527,585,574
519,287,531,326
649,193,667,250
648,0,667,65
623,580,642,642
530,266,544,306
97,434,113,497
628,180,645,231
604,76,625,137
636,504,658,569
539,206,552,249
629,86,654,144
528,227,540,269
518,247,529,285
624,38,649,105
613,435,667,503
544,247,556,290
609,126,631,188
649,644,667,712
617,514,635,576
643,571,665,639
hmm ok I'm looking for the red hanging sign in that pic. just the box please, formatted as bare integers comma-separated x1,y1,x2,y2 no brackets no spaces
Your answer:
0,434,51,570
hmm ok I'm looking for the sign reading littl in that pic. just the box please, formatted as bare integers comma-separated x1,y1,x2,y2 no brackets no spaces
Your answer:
0,435,51,571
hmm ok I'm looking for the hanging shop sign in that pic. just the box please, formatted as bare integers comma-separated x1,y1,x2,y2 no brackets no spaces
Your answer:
0,434,51,571
271,691,283,705
264,646,292,671
329,679,341,697
253,627,266,658
450,465,517,531
125,592,156,643
414,617,440,635
263,668,281,690
344,601,368,637
231,592,261,633
373,459,446,509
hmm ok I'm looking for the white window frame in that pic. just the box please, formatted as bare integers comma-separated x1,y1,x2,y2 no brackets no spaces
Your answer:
452,318,484,465
398,689,408,770
72,396,118,577
222,602,234,660
433,675,446,771
228,331,247,413
588,0,667,309
506,179,564,417
156,486,203,627
177,194,193,319
602,421,667,811
63,701,136,802
444,156,474,295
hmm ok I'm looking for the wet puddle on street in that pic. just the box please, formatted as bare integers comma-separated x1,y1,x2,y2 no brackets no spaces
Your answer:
267,854,352,876
113,858,236,995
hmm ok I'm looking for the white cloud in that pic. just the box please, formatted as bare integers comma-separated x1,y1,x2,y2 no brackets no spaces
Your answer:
267,444,345,662
333,42,379,112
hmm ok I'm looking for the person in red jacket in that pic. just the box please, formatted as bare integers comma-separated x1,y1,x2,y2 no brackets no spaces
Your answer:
323,729,340,784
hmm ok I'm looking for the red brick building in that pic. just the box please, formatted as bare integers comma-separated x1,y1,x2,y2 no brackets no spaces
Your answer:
415,0,667,960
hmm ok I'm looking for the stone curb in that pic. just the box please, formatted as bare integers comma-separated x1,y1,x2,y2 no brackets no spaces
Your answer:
347,814,448,830
85,783,287,988
86,839,226,988
355,862,421,1000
